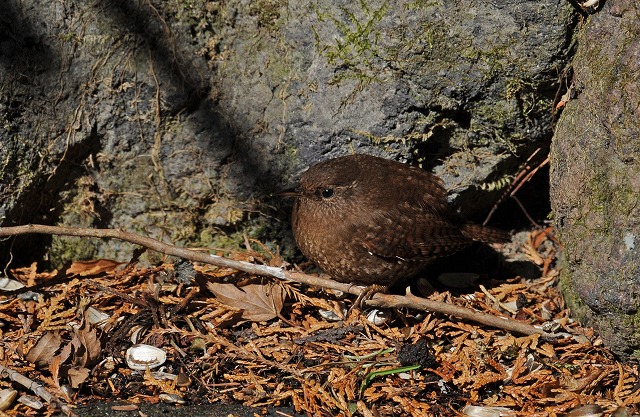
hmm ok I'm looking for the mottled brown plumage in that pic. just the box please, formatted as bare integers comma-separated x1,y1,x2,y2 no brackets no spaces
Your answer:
288,154,509,287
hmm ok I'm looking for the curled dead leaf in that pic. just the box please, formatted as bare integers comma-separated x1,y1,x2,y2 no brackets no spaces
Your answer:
67,366,91,389
70,321,102,368
26,332,62,368
66,259,123,276
206,282,285,322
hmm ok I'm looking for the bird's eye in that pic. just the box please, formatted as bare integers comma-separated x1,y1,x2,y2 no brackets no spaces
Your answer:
321,188,334,199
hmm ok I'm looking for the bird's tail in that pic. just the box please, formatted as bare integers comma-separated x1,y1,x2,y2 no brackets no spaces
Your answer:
460,223,511,244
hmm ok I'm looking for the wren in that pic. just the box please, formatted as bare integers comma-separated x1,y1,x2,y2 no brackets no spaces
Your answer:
286,154,509,288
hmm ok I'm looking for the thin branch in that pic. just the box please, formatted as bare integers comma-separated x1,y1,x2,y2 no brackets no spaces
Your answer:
483,150,548,227
511,195,541,228
509,157,549,197
366,291,550,340
0,224,555,339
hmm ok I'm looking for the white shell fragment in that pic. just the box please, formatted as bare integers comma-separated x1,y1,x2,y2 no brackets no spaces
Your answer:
318,309,343,322
462,405,516,417
318,301,347,321
159,393,186,404
318,303,347,321
581,0,599,8
365,308,392,326
125,344,167,371
0,277,24,291
151,371,177,381
0,388,17,411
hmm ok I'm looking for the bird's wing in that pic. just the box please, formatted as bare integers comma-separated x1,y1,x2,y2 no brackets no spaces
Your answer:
355,206,471,262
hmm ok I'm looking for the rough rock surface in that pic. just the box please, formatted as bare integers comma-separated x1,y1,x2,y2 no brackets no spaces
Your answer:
551,0,640,359
0,0,574,265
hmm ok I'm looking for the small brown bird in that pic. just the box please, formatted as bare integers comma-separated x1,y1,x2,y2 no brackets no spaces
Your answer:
286,154,509,288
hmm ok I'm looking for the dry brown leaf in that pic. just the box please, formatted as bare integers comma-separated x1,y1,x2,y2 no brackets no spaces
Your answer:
57,338,73,365
26,332,62,368
66,259,123,276
67,366,90,388
70,322,102,368
207,282,285,322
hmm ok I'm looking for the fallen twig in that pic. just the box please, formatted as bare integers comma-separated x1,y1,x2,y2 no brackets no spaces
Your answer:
0,224,555,338
0,363,77,417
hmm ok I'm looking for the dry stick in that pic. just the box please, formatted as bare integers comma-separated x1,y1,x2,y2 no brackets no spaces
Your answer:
287,271,555,338
0,224,554,339
0,364,77,417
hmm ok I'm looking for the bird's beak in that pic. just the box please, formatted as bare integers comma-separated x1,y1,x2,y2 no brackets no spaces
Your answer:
275,186,302,198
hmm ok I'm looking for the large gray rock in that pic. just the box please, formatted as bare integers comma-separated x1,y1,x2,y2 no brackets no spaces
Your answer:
550,0,640,359
0,0,574,265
